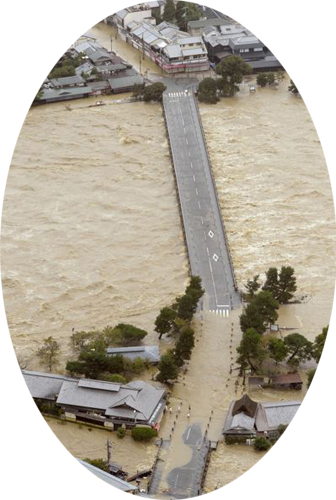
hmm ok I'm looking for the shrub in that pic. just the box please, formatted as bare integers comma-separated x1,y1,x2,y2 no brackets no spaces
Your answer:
131,426,157,441
117,427,126,439
100,373,127,384
254,436,271,451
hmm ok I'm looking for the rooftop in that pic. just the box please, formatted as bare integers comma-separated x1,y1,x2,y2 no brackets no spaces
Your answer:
107,345,160,363
108,75,144,90
23,370,165,423
50,75,85,87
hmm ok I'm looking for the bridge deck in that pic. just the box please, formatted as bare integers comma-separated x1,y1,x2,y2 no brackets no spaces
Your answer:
163,90,240,314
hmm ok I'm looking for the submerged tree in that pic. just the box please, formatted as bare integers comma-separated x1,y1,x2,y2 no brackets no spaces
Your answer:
312,325,328,363
240,291,279,334
37,336,60,371
288,79,299,94
284,333,312,366
198,77,219,104
267,337,288,364
236,328,267,372
156,351,179,382
216,55,252,97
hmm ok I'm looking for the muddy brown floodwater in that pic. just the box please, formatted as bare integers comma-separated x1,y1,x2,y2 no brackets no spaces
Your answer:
1,20,335,495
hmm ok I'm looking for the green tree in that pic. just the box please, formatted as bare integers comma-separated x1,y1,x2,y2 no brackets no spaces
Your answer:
254,436,271,451
267,337,288,364
277,266,297,303
262,267,279,297
174,326,195,366
114,323,148,345
70,330,97,351
174,291,198,321
216,55,252,97
236,328,267,372
244,274,261,301
162,0,176,22
288,79,299,94
143,82,166,102
198,77,219,104
240,291,279,334
175,2,202,31
266,72,275,85
312,326,328,363
83,458,108,472
156,351,179,382
155,307,177,338
284,333,312,366
37,336,60,371
131,426,157,441
256,73,268,87
307,368,316,388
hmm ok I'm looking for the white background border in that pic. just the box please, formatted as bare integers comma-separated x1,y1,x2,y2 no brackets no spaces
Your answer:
1,1,335,498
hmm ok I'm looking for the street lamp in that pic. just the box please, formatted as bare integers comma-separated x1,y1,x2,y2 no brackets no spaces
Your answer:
134,409,137,425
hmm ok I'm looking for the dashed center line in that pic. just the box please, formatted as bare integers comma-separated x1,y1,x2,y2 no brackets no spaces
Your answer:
195,188,199,196
193,175,196,182
198,201,201,209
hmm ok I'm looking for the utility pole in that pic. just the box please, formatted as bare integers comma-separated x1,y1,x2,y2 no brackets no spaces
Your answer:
110,35,113,52
107,439,113,473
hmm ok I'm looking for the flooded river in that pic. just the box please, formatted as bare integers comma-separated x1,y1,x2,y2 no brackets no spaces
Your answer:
1,19,335,495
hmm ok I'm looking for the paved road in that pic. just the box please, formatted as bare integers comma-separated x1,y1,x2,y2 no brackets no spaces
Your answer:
163,90,241,315
166,424,209,498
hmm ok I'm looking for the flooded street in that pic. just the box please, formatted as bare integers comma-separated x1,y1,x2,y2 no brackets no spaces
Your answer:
1,19,335,495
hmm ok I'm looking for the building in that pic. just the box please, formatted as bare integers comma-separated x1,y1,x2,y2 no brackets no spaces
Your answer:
108,74,144,93
269,373,303,390
125,20,210,74
223,394,301,443
49,75,85,88
107,346,161,364
78,459,138,493
38,86,93,104
187,17,233,37
114,4,154,30
23,370,166,429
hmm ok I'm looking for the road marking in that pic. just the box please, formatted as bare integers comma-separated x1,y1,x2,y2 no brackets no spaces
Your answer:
193,175,196,182
188,150,191,157
198,201,201,209
186,138,188,145
186,427,191,440
201,217,204,225
195,188,198,196
213,254,219,262
208,230,214,238
190,162,193,169
206,247,209,256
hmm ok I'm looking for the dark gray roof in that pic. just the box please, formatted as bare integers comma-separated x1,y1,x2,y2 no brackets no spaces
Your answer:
77,459,137,491
22,371,71,400
248,56,283,70
97,63,128,73
108,75,144,90
89,50,113,64
89,80,111,91
188,18,232,29
50,75,85,88
40,86,92,100
107,346,160,363
255,401,301,432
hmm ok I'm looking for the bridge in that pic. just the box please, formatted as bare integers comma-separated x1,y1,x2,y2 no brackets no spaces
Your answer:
162,89,241,316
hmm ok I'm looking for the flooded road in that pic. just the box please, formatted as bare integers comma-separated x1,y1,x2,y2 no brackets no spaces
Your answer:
1,21,335,495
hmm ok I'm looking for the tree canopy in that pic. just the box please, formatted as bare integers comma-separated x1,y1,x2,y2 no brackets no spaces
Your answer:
143,82,166,102
240,290,279,334
37,336,60,371
284,333,312,366
262,266,297,303
215,55,252,96
163,0,176,22
312,325,328,363
156,351,179,382
236,328,267,372
288,79,299,94
198,77,219,104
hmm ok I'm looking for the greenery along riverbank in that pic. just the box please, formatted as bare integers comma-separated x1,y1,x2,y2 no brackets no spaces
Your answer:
35,276,204,384
236,266,328,381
